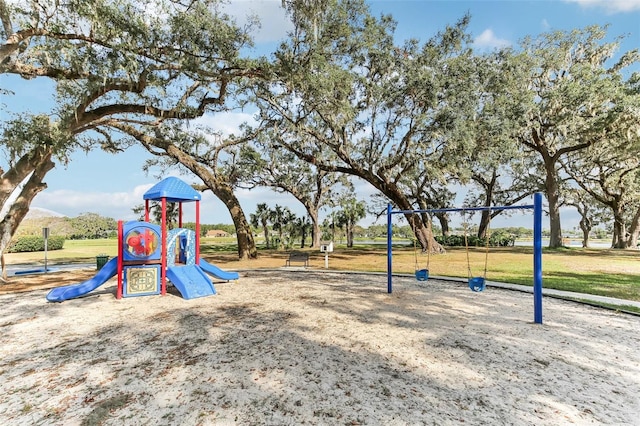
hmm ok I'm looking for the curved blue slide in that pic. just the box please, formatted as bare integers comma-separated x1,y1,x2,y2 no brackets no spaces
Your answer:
198,258,239,281
46,257,119,302
166,265,216,300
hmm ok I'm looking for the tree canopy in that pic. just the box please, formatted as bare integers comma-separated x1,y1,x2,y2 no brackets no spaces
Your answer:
0,0,262,260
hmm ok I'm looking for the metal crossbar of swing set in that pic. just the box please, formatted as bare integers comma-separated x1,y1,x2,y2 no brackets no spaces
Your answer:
391,204,534,215
386,192,544,324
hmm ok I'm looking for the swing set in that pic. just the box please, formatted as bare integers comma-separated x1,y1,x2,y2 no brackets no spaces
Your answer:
386,193,544,324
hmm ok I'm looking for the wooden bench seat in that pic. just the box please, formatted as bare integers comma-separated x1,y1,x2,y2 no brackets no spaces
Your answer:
285,251,309,267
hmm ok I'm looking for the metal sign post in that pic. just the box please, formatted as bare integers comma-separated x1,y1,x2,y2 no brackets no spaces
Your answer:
42,227,49,273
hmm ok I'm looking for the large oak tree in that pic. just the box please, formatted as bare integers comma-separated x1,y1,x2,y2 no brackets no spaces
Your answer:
0,0,262,261
509,26,639,247
255,0,480,252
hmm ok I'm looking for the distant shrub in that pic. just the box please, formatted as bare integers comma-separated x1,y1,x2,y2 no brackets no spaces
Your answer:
489,230,516,247
435,234,465,247
435,234,487,246
7,236,66,253
435,231,515,248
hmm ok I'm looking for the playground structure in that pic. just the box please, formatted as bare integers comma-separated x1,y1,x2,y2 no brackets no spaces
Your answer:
386,193,543,324
46,177,238,302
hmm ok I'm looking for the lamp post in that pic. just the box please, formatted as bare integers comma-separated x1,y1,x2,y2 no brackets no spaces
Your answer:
42,227,50,273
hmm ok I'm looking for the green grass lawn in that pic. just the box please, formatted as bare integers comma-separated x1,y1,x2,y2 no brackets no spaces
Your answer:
6,239,119,264
6,238,640,310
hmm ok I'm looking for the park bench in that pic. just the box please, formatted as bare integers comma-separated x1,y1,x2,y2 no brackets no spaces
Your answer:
285,251,310,268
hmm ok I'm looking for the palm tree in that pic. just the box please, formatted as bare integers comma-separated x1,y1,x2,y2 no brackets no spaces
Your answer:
250,203,272,249
271,204,295,249
335,196,366,248
132,201,180,229
294,216,313,248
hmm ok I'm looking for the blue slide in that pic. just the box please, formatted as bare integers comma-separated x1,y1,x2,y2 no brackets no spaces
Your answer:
46,257,119,302
161,260,238,300
198,258,239,281
166,265,216,300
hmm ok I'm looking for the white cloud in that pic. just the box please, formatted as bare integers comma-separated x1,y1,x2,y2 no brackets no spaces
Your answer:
31,184,154,221
30,180,302,225
564,0,640,13
541,19,551,30
473,29,512,50
223,0,293,43
193,111,258,137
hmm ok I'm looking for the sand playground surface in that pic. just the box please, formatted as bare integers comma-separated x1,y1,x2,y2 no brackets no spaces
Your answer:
1,269,639,425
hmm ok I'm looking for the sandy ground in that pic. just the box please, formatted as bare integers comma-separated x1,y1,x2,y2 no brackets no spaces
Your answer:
1,270,639,425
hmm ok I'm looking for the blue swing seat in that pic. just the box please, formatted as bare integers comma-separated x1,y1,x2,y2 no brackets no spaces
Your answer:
469,276,486,292
415,269,429,281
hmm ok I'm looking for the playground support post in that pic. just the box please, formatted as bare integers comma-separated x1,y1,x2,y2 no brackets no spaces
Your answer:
116,220,123,299
195,200,200,264
161,197,167,296
42,227,49,274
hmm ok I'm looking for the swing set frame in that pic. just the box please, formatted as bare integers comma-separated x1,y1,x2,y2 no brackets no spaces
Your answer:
386,193,544,324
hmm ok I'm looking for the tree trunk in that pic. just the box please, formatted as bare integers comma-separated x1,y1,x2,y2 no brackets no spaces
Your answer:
261,220,270,249
1,146,52,209
611,218,626,248
477,210,490,240
0,148,55,279
397,203,443,253
213,185,258,260
346,217,354,248
300,223,307,248
436,213,449,237
309,208,320,248
475,169,497,240
529,129,565,249
277,227,284,249
610,205,626,249
579,217,591,248
544,164,564,248
405,212,443,254
311,220,320,247
368,178,443,253
626,206,640,249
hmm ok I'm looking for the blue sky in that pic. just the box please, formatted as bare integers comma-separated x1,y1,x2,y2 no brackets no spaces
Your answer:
1,0,639,230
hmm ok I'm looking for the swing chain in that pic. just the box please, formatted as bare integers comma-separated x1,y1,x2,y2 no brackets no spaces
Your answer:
463,211,472,280
463,210,491,281
483,212,490,279
414,215,433,272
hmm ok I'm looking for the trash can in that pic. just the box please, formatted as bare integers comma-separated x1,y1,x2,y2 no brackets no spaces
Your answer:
96,255,109,270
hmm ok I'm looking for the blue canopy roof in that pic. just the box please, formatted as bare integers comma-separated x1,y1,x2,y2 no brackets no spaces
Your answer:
143,177,201,202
